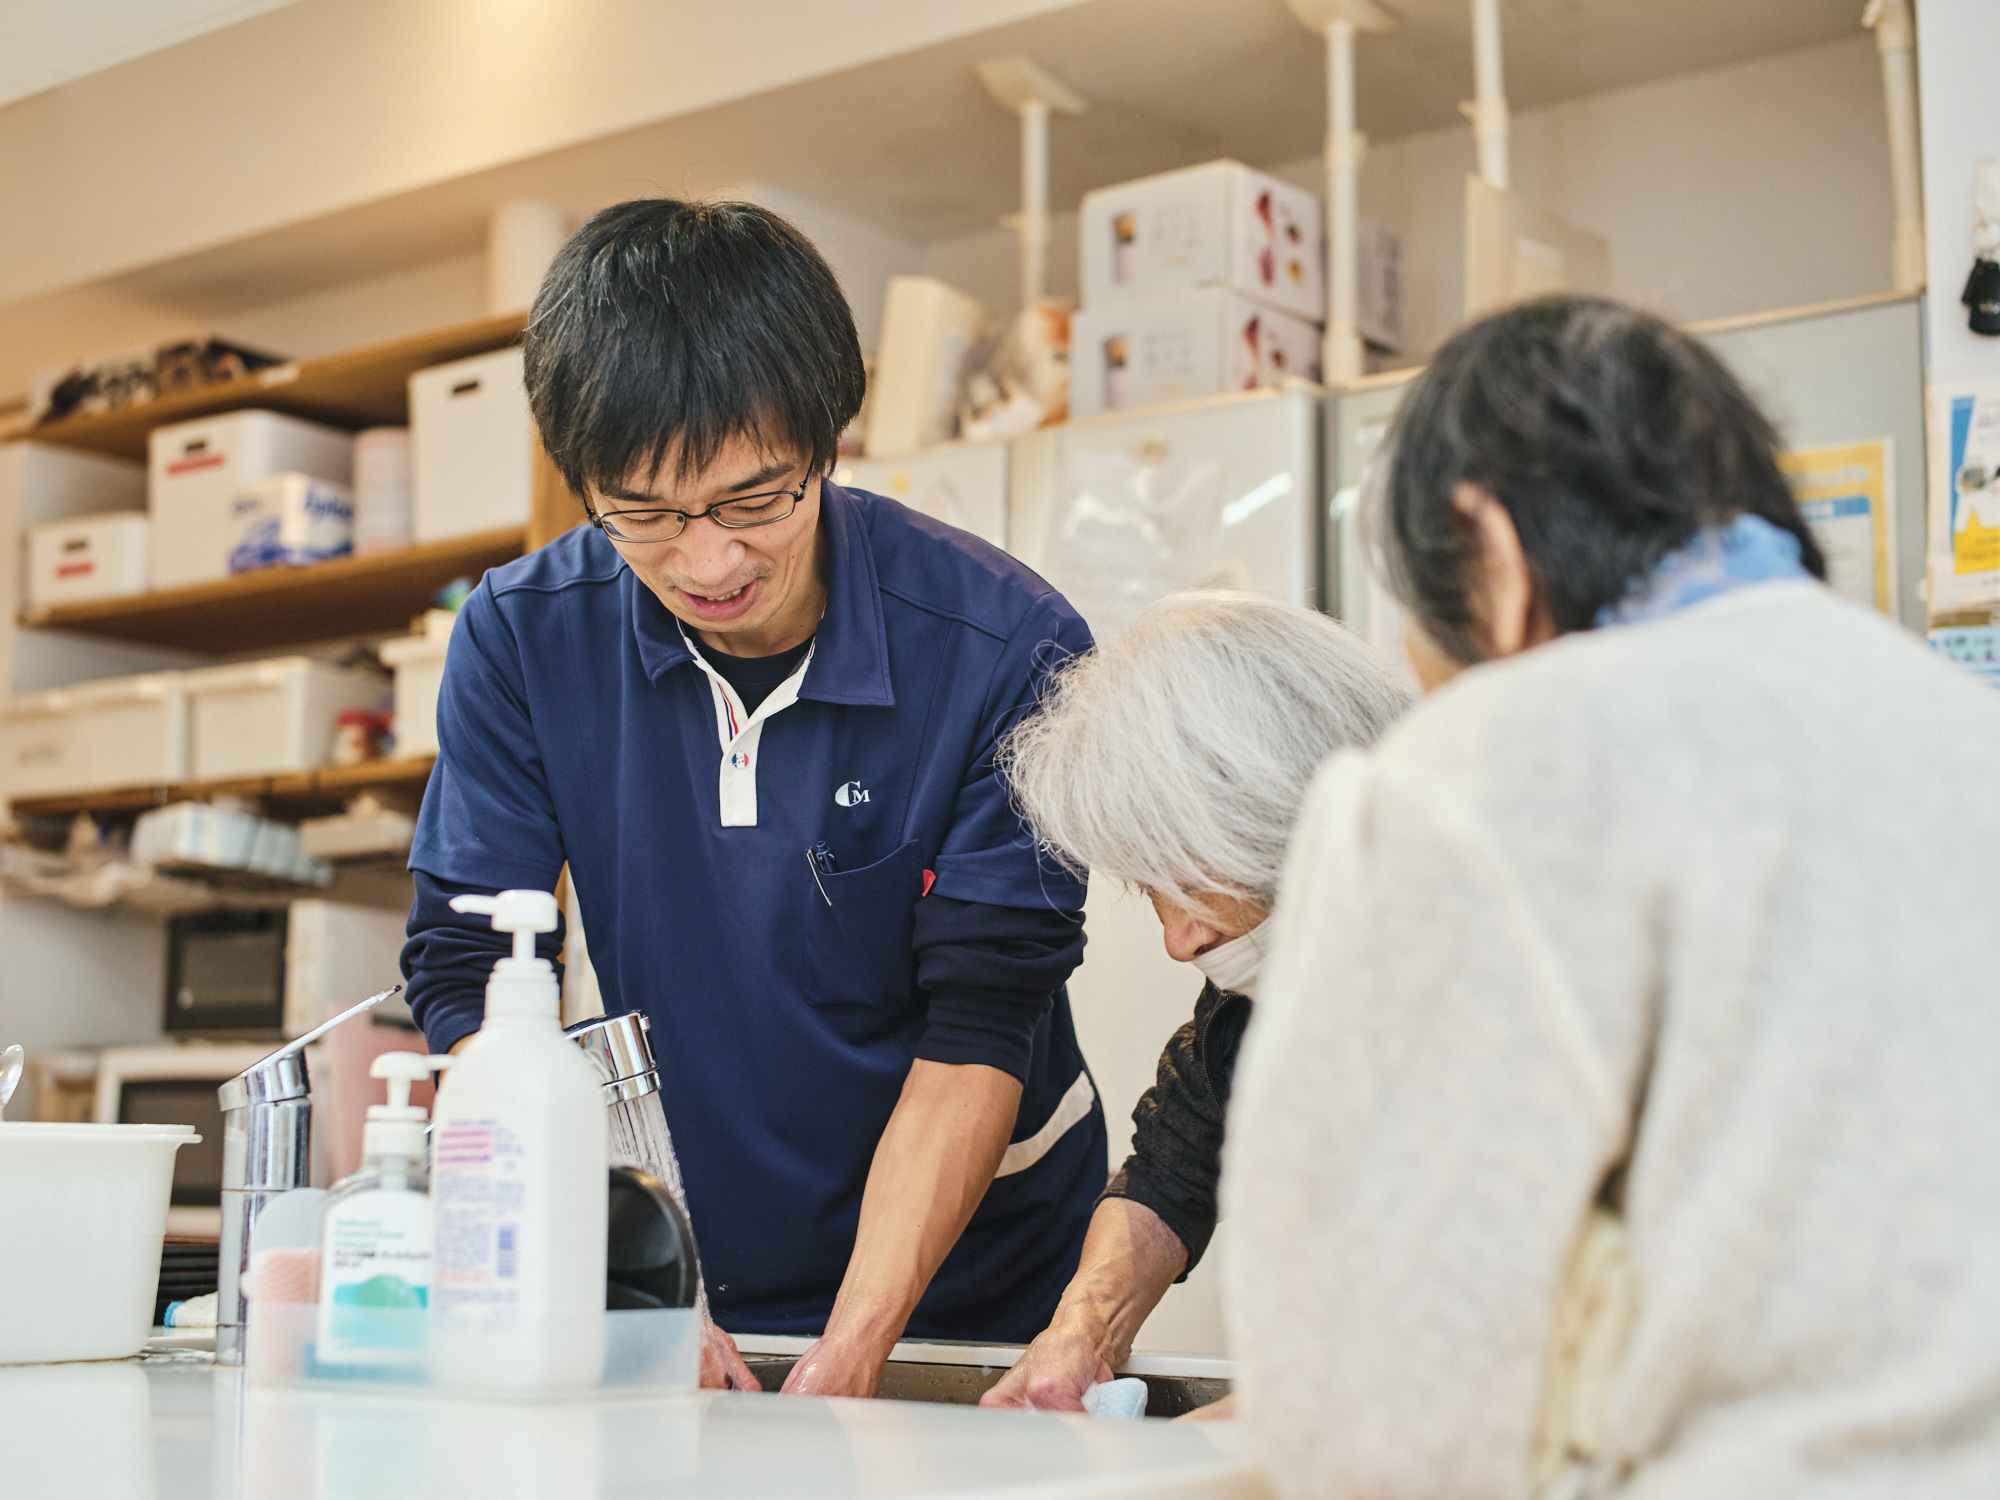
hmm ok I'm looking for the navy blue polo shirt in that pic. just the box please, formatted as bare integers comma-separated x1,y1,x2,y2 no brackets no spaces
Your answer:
404,484,1107,1339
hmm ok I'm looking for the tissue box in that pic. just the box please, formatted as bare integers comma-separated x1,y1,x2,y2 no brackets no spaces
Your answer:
148,410,353,589
409,347,534,544
228,473,355,573
26,512,149,607
1080,160,1324,322
1069,288,1321,418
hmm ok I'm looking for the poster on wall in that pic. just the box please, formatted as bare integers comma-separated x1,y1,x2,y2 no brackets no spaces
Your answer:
1927,378,2000,614
1778,438,1896,616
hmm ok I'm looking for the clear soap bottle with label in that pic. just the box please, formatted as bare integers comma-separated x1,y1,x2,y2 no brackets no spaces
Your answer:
427,889,608,1393
315,1050,450,1370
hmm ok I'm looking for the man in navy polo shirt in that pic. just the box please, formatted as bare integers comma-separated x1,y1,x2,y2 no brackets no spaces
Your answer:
401,199,1106,1397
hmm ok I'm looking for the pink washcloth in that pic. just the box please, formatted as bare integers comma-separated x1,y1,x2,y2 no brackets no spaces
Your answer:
243,1246,320,1305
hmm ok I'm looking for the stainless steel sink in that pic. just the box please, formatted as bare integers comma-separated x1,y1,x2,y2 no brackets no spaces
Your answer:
738,1355,1230,1417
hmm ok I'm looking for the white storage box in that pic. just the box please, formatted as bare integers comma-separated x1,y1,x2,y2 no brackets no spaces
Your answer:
26,512,149,607
183,658,387,780
70,673,187,789
864,277,989,458
409,347,534,543
377,608,455,758
1080,160,1324,322
1069,289,1320,418
148,410,354,590
0,691,77,798
228,473,355,572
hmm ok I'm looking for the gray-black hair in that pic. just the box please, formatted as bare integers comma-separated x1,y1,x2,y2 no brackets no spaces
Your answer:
523,198,867,498
999,592,1414,914
1377,295,1826,664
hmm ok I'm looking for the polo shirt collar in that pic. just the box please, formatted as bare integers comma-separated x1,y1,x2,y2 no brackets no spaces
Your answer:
626,480,894,707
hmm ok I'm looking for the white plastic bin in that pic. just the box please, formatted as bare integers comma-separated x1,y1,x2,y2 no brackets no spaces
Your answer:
70,672,187,789
0,690,78,798
183,658,387,779
1069,288,1320,418
26,512,149,607
0,1122,198,1364
378,611,454,758
409,347,533,543
1079,159,1325,322
148,410,354,590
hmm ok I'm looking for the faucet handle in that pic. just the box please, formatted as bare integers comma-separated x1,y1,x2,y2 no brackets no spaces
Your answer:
218,984,403,1111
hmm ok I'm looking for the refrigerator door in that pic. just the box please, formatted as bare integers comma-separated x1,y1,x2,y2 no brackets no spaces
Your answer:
1324,373,1419,662
1007,387,1321,640
835,439,1008,549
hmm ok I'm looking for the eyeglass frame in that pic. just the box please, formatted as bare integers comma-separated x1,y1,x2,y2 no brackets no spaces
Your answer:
583,478,811,544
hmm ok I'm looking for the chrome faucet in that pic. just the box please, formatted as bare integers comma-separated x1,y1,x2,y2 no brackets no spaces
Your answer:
215,985,400,1366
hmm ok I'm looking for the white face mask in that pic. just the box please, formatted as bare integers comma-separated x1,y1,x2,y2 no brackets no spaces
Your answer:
1191,920,1270,999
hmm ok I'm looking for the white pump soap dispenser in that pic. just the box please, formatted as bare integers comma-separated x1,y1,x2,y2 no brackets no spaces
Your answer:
428,889,609,1392
315,1050,449,1369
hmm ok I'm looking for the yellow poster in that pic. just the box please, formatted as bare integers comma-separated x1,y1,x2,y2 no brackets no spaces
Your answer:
1778,439,1895,616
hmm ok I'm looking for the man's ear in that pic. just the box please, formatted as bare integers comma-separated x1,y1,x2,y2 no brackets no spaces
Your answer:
1450,482,1551,659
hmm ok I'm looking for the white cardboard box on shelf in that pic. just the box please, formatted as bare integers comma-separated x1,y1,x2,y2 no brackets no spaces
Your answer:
1069,288,1321,419
70,673,187,789
0,690,78,799
147,410,354,590
864,277,989,458
1079,160,1324,323
182,658,387,780
409,347,534,543
26,512,150,607
378,612,453,759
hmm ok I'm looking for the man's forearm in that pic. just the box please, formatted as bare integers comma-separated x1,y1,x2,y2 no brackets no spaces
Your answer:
1046,1198,1189,1367
822,1058,1023,1359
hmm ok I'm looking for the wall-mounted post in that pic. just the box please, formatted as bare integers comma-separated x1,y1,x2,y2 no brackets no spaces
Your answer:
1285,0,1396,384
1464,0,1511,192
1863,0,1926,292
974,57,1089,311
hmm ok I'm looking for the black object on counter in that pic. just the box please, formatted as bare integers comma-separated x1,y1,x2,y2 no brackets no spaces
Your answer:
155,1237,220,1325
606,1166,699,1311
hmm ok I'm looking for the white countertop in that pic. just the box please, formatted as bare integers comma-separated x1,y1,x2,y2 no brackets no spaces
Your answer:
1,1350,1271,1500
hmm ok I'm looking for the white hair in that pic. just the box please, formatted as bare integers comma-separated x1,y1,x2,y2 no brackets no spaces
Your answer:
1000,591,1414,913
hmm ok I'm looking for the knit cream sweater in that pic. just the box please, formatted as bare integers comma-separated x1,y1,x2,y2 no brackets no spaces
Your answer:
1223,583,2000,1498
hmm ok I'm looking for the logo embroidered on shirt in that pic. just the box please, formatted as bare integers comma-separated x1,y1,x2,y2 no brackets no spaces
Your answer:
731,751,750,770
834,781,870,807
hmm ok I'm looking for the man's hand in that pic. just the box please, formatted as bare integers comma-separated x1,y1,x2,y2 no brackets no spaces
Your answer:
980,1322,1114,1412
700,1314,761,1391
776,1059,1022,1398
778,1330,894,1398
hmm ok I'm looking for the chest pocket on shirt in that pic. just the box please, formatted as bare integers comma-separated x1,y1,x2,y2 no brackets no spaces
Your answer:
815,838,925,1007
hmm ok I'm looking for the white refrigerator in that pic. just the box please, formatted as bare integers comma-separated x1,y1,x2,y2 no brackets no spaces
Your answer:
833,439,1009,550
1006,385,1323,1357
1007,385,1321,641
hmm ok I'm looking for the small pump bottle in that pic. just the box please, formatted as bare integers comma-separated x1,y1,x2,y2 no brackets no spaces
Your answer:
315,1051,449,1368
427,890,608,1392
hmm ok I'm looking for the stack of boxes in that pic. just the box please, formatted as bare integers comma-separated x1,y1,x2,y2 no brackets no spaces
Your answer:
1070,160,1325,418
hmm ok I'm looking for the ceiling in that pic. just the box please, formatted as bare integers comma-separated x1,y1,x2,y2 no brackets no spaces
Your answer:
0,0,299,110
10,0,1866,352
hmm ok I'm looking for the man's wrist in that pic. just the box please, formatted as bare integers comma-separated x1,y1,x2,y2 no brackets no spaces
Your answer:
819,1298,908,1363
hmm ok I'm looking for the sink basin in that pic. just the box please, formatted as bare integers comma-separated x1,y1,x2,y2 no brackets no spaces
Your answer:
739,1355,1230,1417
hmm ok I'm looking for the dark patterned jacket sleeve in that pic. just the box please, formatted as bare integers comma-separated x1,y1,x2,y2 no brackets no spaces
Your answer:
1100,981,1253,1276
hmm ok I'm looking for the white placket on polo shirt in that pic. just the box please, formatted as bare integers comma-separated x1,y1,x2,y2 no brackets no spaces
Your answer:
680,628,816,828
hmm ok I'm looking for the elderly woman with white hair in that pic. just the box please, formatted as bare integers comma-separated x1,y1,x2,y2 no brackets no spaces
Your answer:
979,590,1412,1415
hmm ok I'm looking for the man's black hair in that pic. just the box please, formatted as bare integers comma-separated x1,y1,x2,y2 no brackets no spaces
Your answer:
523,198,867,500
1378,295,1826,664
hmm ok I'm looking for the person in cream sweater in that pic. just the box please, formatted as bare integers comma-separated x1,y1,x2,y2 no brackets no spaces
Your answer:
1224,296,2000,1498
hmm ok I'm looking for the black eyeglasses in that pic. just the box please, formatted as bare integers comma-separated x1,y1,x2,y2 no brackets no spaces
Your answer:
587,481,808,544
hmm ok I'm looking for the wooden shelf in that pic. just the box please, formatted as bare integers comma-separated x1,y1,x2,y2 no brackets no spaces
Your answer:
19,527,523,653
9,755,435,822
16,312,528,463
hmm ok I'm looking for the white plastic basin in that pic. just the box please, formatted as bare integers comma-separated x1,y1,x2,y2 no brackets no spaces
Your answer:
0,1122,198,1364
